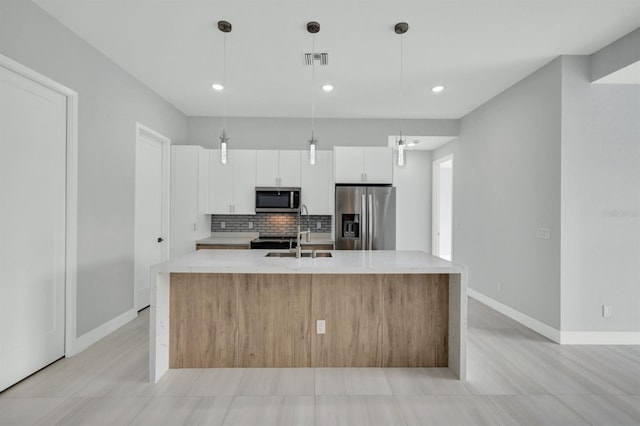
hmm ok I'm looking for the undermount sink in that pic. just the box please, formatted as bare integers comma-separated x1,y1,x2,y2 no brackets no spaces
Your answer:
265,252,332,258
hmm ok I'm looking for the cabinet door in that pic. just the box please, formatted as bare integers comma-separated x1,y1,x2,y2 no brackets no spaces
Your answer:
170,146,198,258
255,150,279,186
209,149,233,214
301,150,333,215
334,147,364,183
231,150,257,214
196,148,211,238
363,147,392,183
278,150,302,187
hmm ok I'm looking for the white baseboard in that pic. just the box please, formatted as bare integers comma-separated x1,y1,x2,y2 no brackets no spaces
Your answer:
560,331,640,345
468,289,562,343
468,289,640,345
67,308,137,356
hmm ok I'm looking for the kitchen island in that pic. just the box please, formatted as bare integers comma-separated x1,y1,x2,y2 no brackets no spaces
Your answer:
149,250,467,382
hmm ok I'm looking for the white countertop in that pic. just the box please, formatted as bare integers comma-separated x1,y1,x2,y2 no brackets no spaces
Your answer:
151,249,464,275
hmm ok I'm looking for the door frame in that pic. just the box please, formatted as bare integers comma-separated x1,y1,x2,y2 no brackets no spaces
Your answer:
0,53,79,356
432,154,454,260
134,123,170,310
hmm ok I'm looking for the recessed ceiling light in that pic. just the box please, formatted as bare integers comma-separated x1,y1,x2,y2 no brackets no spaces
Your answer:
211,83,224,91
322,84,334,92
431,85,445,93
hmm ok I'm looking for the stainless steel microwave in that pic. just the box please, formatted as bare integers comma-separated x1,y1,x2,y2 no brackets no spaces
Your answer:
255,187,301,213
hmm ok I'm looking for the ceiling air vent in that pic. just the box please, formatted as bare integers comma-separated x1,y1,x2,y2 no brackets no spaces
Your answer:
303,52,328,66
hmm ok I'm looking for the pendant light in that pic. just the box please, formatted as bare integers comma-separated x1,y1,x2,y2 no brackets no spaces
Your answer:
218,20,232,164
307,21,320,165
395,22,409,167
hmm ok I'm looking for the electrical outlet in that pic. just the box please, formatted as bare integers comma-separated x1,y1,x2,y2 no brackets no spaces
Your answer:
248,221,253,229
602,305,612,317
220,221,225,229
317,221,322,229
316,320,326,334
536,227,551,239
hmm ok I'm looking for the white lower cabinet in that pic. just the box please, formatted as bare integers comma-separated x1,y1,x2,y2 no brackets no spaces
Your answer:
208,149,257,214
170,145,211,258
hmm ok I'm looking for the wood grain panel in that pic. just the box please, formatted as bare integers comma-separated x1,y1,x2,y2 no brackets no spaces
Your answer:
311,274,383,367
237,274,311,367
169,273,238,368
382,274,449,367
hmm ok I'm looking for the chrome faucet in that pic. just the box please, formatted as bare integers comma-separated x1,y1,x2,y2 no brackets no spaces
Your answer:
294,204,311,258
298,204,311,243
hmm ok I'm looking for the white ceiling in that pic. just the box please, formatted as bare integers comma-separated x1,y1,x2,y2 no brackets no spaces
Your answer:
33,0,640,119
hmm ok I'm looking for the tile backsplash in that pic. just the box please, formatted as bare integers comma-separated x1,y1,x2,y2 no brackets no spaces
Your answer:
211,214,332,235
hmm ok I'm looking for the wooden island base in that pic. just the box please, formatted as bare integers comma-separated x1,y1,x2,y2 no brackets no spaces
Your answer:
169,273,449,369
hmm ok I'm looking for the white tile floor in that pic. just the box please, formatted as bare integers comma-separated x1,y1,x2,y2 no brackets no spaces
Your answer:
1,298,639,425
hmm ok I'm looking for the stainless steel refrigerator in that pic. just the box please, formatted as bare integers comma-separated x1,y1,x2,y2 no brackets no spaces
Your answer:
335,185,396,250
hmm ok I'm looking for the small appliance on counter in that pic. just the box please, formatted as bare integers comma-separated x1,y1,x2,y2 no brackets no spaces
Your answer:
335,185,396,250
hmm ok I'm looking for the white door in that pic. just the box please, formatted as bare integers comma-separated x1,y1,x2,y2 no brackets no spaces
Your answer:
0,65,66,391
433,155,453,261
134,126,169,310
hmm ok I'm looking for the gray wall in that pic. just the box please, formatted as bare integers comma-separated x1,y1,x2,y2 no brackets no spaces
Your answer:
561,56,640,331
435,59,563,329
188,117,458,150
0,1,188,336
590,27,640,82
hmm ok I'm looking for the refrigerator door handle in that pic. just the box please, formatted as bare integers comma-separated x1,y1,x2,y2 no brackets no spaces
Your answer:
368,193,373,250
361,193,367,248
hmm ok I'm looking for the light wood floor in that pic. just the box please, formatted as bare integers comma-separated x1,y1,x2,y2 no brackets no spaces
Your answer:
1,298,639,425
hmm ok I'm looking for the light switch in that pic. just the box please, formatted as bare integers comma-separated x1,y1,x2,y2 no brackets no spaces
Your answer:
316,320,326,334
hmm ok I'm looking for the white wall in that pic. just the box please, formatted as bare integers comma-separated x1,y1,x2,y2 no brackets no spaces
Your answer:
188,116,458,150
0,1,188,336
435,59,563,329
561,56,640,332
393,150,432,252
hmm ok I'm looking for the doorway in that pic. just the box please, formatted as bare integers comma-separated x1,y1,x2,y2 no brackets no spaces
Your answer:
0,54,78,391
433,155,453,261
134,124,170,310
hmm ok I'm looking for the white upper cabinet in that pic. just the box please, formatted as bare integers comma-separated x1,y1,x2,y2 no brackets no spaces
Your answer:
171,145,211,258
301,150,333,215
334,146,392,184
256,150,301,187
208,149,256,214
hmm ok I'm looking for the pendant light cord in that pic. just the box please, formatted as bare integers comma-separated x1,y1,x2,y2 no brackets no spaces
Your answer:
222,32,227,133
399,32,403,140
311,32,316,140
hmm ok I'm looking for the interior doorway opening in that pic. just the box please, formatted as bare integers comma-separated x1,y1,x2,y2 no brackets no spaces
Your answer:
433,155,453,261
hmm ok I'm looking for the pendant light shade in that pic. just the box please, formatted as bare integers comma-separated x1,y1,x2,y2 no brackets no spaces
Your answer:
395,22,409,167
218,20,231,164
397,136,406,167
307,21,320,165
309,136,317,165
